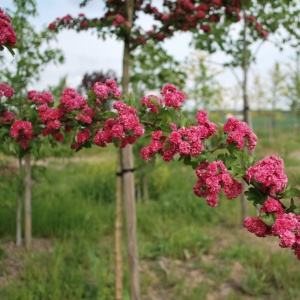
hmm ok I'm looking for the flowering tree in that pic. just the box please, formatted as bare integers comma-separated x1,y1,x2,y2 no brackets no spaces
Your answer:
49,2,243,298
0,1,64,249
3,2,300,299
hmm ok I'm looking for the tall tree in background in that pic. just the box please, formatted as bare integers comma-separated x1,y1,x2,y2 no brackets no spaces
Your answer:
130,41,186,99
250,74,267,129
184,51,223,113
0,0,64,249
268,62,287,141
287,52,300,135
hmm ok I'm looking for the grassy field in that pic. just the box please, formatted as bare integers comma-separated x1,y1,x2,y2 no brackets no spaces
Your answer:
0,123,300,300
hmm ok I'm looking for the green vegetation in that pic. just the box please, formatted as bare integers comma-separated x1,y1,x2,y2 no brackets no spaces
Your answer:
0,124,300,299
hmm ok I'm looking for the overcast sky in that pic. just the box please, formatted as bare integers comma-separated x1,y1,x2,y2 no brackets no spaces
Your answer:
2,0,296,110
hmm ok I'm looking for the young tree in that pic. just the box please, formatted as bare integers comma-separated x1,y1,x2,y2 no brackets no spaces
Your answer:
184,51,223,112
287,52,300,134
48,1,246,298
268,62,287,141
0,0,64,249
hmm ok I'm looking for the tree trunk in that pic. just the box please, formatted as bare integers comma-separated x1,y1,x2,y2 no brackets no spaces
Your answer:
121,1,140,299
16,157,23,247
121,145,140,300
241,13,250,223
24,153,32,250
115,150,123,300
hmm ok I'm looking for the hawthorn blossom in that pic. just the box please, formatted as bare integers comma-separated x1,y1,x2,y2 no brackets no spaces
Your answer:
141,95,163,113
27,90,53,104
161,84,186,109
193,161,242,207
93,100,143,148
10,120,34,150
223,117,257,150
92,79,121,100
246,155,287,195
0,8,17,48
243,216,269,237
61,88,86,111
0,110,15,123
0,83,14,98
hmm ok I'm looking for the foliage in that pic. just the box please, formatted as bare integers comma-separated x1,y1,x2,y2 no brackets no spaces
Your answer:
184,51,224,111
77,69,118,96
130,42,187,99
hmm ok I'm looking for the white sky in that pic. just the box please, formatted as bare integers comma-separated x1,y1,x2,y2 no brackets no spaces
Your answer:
1,0,296,110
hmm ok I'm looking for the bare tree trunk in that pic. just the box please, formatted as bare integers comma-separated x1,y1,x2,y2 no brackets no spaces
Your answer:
24,153,32,250
16,157,23,247
121,145,140,300
115,150,123,300
121,1,140,298
241,13,250,223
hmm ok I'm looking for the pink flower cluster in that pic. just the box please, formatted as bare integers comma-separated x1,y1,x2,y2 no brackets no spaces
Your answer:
244,198,300,260
193,161,242,207
223,117,257,150
0,8,17,48
161,84,186,109
93,101,144,148
0,110,15,123
141,110,217,162
246,155,287,195
61,88,87,111
141,95,163,114
27,90,53,104
0,83,14,98
92,79,121,100
113,14,129,28
10,120,34,150
37,103,65,142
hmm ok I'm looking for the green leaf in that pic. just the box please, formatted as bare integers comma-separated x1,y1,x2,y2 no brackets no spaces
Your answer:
283,187,300,199
260,212,276,226
286,198,297,213
244,187,268,205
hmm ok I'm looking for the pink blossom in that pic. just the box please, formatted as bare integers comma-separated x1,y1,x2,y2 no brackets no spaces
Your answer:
246,155,287,195
76,128,91,144
243,216,269,237
27,90,53,104
61,88,86,111
10,120,34,150
161,84,186,109
0,9,17,47
0,83,14,98
193,161,242,206
93,79,121,100
223,117,257,150
75,114,92,124
260,198,284,217
1,110,15,123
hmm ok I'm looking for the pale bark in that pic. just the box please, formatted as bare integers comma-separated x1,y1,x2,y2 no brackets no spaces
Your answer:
16,157,22,247
121,145,140,300
115,150,123,300
120,1,140,299
24,153,32,250
241,12,250,223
